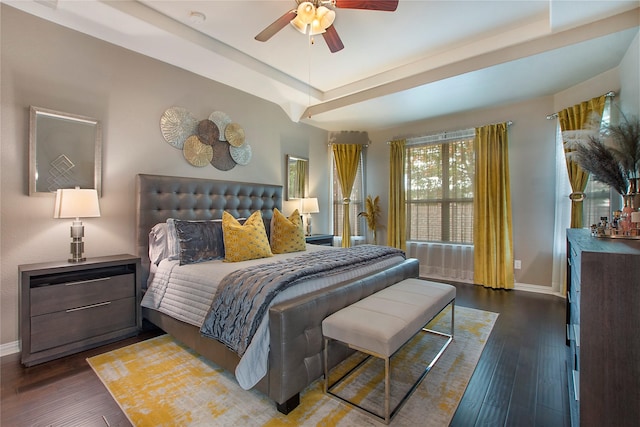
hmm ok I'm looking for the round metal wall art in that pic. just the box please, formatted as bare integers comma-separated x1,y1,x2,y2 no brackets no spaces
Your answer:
183,135,213,167
230,143,252,166
209,111,232,141
160,107,198,149
211,140,236,171
225,123,245,147
197,119,219,145
159,107,251,169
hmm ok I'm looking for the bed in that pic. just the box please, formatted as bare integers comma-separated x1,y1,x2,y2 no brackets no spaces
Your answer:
135,173,419,413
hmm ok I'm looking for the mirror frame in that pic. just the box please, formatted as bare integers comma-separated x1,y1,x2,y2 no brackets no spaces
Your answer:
29,106,102,196
285,154,308,201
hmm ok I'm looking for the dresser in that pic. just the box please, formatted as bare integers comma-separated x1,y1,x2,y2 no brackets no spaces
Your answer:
19,254,141,366
566,229,640,427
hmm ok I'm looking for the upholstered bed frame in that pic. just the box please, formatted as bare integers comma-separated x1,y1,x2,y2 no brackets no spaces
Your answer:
135,173,419,413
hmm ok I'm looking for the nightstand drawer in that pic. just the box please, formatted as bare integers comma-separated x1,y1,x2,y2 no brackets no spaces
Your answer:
30,273,135,316
30,297,136,353
20,255,141,366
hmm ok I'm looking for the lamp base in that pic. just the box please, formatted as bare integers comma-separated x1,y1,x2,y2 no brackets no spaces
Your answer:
68,222,86,263
306,214,312,236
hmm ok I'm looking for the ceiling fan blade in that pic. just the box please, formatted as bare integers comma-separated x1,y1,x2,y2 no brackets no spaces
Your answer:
322,25,344,53
334,0,399,11
255,10,296,42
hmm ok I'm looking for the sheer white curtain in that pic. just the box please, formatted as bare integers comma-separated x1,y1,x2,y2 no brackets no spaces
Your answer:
552,97,613,295
552,123,572,295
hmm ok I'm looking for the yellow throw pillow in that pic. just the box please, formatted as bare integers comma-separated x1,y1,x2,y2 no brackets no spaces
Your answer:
222,211,273,262
270,208,306,254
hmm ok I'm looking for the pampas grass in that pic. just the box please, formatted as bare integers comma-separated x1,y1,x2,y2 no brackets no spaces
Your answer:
572,137,628,195
358,195,382,244
607,115,640,184
569,114,640,195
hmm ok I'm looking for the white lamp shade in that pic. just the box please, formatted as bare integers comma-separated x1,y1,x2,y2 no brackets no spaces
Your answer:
302,197,319,214
317,6,335,30
296,2,316,24
290,15,308,34
54,188,101,218
309,18,326,35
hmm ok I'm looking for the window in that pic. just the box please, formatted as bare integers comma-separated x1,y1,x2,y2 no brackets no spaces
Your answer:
405,134,474,243
331,149,365,237
583,96,615,228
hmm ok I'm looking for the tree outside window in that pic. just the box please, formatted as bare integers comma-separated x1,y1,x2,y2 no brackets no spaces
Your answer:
406,137,474,243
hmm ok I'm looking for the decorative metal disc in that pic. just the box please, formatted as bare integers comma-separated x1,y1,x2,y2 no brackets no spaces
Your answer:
209,111,231,141
183,135,213,167
210,140,236,171
230,143,252,166
160,107,198,149
225,122,245,147
197,119,219,145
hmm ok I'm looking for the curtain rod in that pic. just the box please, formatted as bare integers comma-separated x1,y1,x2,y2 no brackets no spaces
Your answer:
546,91,616,120
388,121,513,146
327,143,369,147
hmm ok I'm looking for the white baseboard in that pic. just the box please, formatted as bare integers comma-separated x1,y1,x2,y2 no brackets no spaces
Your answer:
1,340,20,357
515,282,565,298
421,274,565,298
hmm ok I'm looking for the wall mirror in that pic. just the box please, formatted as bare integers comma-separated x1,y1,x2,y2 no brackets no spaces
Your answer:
285,155,308,200
29,106,102,196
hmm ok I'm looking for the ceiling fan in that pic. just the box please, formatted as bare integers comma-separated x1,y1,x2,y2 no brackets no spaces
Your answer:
255,0,399,53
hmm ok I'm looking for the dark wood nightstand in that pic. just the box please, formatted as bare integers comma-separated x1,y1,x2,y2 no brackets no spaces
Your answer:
305,234,334,246
19,254,141,366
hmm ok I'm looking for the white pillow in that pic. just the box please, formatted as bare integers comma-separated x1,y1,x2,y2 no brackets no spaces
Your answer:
149,223,169,265
165,219,181,261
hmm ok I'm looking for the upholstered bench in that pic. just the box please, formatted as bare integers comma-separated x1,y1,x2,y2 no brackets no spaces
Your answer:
322,278,456,424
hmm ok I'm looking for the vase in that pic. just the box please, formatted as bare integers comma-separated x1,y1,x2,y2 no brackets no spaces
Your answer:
621,193,638,233
368,229,378,245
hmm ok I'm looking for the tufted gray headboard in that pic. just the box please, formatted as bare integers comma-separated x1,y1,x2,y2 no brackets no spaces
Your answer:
135,174,282,286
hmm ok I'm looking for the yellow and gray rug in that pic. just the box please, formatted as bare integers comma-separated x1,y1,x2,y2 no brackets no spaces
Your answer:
88,305,497,426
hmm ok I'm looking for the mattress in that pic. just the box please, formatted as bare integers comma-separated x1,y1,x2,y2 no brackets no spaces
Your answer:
141,244,405,389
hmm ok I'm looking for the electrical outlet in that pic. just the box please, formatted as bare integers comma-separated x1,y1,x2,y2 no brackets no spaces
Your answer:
514,260,522,269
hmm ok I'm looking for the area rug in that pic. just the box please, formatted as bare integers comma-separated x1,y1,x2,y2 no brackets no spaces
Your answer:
88,306,497,426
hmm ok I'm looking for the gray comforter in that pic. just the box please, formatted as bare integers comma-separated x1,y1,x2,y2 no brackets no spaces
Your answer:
200,245,405,355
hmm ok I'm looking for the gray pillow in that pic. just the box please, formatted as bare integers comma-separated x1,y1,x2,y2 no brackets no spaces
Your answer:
173,219,225,265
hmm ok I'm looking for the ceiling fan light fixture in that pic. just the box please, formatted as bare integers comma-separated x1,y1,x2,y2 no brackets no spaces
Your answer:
309,25,325,35
296,2,316,24
290,16,308,34
316,6,335,29
309,18,326,35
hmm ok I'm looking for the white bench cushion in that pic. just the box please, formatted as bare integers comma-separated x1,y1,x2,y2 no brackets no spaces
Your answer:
322,279,455,357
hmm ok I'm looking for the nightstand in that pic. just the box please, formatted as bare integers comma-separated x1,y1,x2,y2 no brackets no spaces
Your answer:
19,254,141,366
305,234,334,246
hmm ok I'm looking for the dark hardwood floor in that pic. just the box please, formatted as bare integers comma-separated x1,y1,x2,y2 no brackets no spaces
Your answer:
450,283,570,427
1,283,569,427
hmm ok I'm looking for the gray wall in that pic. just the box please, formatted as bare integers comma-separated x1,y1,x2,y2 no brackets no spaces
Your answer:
0,5,328,347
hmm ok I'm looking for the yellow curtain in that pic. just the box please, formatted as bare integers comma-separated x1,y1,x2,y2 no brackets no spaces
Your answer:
388,139,406,251
473,123,514,289
558,95,606,228
332,144,362,248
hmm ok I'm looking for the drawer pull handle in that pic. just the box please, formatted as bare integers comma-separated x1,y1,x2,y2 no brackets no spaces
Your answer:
64,277,111,286
66,301,111,312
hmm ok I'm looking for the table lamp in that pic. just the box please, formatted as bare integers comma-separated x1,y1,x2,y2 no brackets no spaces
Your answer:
302,197,319,236
54,187,101,262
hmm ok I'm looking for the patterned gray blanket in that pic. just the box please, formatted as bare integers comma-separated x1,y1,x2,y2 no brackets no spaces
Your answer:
200,245,405,356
